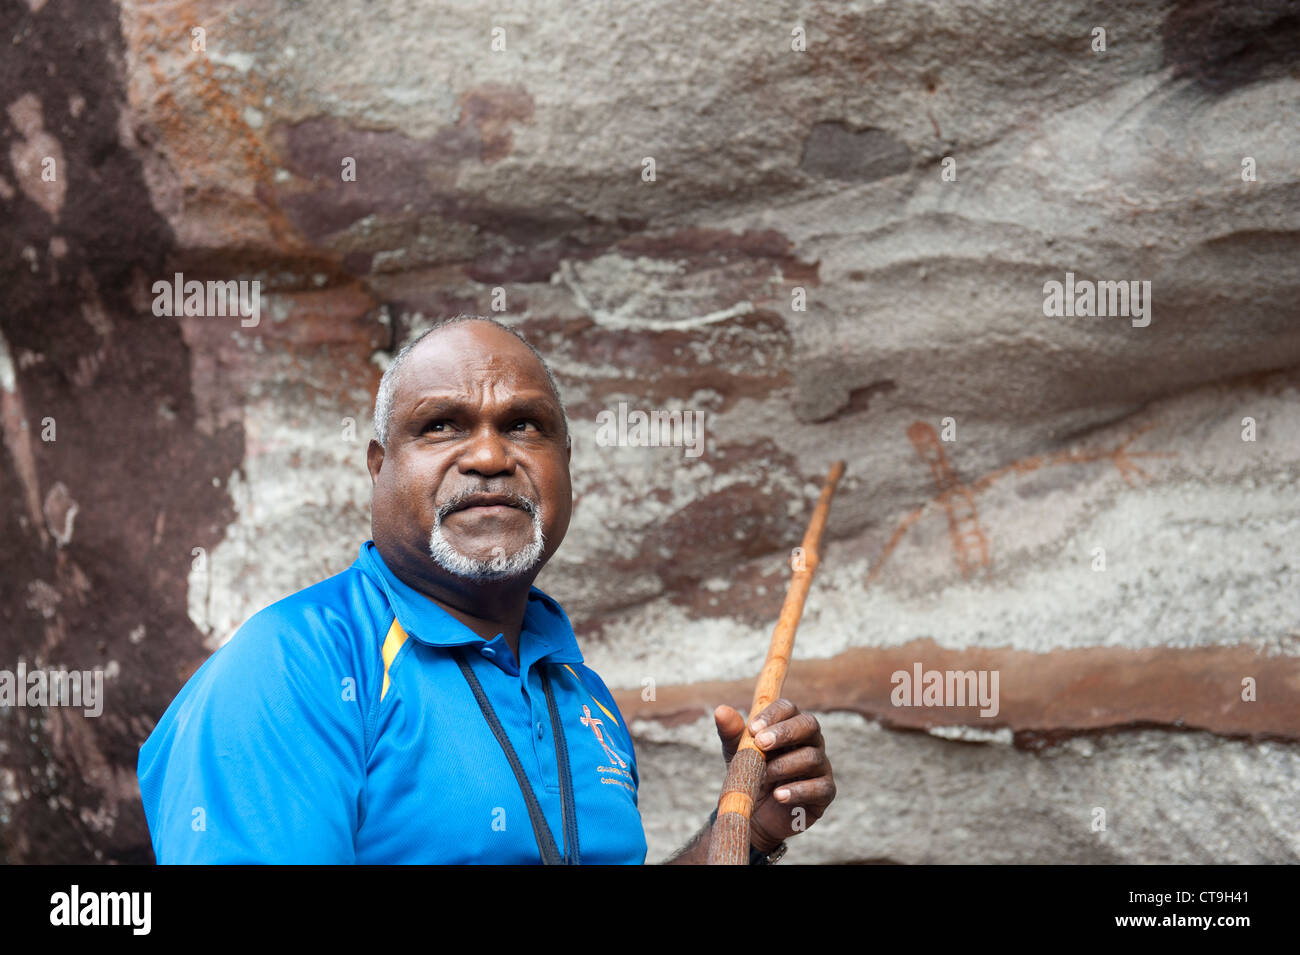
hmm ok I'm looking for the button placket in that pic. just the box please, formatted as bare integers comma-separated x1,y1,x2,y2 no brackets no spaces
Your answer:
522,665,562,796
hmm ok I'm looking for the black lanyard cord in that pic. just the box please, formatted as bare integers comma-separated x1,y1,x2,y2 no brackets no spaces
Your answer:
455,649,580,865
541,666,582,864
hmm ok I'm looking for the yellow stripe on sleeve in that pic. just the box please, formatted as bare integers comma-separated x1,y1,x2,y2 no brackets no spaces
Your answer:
563,663,619,727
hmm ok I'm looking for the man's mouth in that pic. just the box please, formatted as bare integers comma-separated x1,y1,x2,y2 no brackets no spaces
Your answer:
440,491,535,518
428,487,547,581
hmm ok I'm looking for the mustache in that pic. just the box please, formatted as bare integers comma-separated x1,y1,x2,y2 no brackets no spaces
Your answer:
436,487,539,519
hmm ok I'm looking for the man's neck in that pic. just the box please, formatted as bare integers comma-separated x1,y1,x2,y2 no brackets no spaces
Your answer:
431,587,528,662
377,542,534,661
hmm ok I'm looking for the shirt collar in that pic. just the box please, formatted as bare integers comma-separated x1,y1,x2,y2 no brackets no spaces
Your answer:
354,540,583,668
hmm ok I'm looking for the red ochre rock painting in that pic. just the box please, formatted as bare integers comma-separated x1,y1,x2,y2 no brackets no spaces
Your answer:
867,421,1177,585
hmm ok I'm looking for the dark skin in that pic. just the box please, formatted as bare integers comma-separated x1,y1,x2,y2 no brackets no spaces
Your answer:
366,320,836,862
669,699,837,861
367,322,571,660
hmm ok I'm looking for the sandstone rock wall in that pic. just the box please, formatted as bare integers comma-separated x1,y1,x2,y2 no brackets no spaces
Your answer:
1,0,1297,863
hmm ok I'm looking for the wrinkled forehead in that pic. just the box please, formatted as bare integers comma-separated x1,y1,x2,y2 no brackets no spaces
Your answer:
393,324,557,412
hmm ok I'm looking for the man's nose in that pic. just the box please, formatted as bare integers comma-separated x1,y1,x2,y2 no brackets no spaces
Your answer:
457,424,515,477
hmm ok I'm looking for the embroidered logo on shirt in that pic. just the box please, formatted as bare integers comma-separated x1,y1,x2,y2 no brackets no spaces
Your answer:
580,704,626,767
579,704,635,793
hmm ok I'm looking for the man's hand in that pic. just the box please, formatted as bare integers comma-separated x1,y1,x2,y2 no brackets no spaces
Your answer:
714,698,835,853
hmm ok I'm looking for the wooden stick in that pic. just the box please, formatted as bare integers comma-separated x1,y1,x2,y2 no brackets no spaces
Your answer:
706,460,846,864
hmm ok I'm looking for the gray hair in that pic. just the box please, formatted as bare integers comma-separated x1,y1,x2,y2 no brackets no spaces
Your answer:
373,313,569,449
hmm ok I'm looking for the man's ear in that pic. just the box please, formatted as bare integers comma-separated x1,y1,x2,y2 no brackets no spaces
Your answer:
366,439,385,486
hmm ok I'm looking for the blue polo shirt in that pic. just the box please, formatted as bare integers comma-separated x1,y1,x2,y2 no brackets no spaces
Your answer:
137,541,648,864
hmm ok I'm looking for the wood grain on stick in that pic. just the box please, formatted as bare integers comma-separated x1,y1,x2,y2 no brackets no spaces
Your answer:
706,460,846,864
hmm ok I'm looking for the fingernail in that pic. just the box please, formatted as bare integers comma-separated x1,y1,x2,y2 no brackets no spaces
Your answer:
775,788,791,801
750,719,767,734
756,731,775,748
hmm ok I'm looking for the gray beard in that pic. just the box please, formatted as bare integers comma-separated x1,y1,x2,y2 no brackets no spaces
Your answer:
428,492,546,582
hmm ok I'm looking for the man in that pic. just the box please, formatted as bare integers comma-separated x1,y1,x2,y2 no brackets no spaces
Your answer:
138,315,836,863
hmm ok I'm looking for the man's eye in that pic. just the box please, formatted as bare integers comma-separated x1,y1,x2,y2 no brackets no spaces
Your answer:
424,420,452,433
510,420,540,432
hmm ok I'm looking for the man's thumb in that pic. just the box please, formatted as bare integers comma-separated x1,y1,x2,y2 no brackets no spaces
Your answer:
714,704,746,762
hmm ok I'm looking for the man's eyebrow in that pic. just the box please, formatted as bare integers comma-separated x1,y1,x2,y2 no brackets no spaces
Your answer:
404,395,464,419
500,395,564,420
